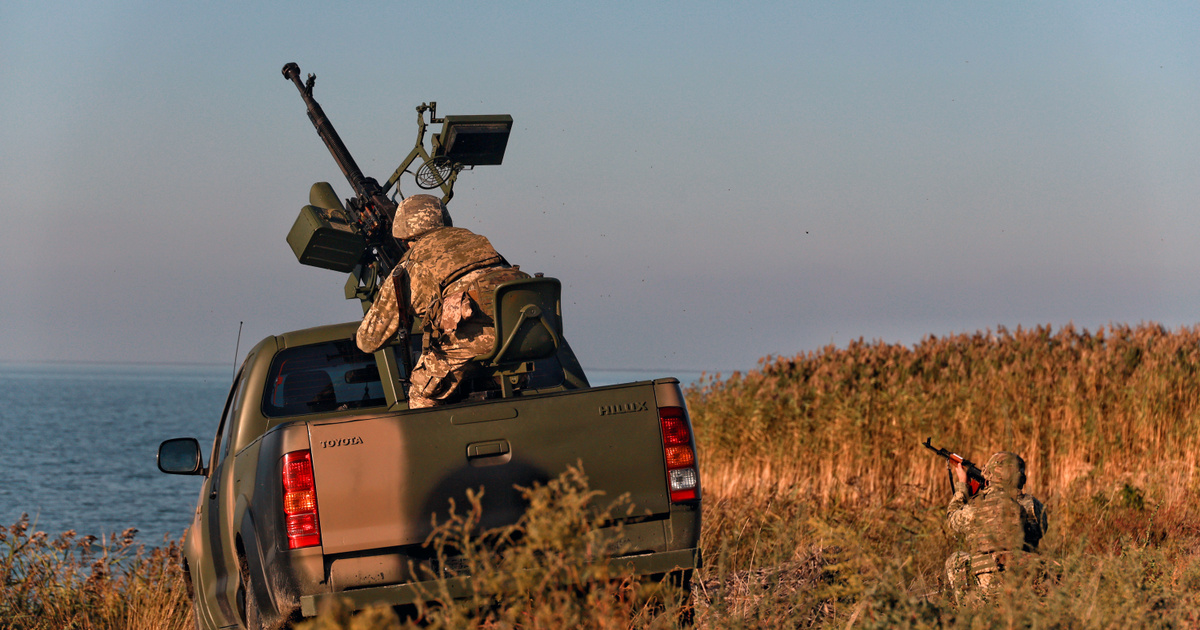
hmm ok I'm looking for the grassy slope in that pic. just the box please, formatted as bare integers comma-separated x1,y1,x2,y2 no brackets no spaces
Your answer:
690,322,1200,627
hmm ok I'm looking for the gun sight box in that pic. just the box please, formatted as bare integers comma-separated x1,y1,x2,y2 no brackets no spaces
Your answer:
434,115,513,166
287,205,366,273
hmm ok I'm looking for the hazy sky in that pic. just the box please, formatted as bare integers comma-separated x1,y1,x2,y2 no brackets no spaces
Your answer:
2,2,1198,376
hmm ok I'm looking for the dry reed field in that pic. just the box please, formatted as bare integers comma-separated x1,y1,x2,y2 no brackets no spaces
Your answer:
5,322,1200,628
690,322,1200,506
689,322,1200,627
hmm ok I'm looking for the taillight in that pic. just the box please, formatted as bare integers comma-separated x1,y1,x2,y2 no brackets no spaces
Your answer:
659,406,700,502
282,450,321,549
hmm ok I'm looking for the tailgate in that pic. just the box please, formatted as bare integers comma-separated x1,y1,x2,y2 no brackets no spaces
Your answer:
307,381,680,555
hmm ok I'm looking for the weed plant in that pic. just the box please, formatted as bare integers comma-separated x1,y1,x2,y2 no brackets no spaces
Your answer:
0,515,192,630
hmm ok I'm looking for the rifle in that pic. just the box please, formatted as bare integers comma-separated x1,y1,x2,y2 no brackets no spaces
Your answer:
922,437,987,497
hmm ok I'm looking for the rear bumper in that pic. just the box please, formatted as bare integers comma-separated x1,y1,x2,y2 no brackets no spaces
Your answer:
299,546,702,617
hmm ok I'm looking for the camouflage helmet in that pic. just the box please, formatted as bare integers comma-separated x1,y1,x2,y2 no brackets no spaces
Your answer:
983,452,1026,490
393,194,452,241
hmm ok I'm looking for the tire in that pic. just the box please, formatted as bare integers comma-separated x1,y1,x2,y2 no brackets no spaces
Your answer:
671,570,695,627
646,570,694,627
238,555,263,630
182,561,204,630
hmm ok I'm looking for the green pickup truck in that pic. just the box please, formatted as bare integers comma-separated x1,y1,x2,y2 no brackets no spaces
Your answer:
155,64,701,628
157,316,702,629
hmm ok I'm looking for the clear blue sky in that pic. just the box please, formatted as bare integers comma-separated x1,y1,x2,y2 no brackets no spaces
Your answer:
2,1,1198,375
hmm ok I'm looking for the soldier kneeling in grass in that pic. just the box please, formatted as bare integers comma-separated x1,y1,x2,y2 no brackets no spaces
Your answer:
944,452,1048,599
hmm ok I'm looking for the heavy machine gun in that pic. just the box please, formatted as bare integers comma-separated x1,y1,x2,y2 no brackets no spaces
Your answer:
281,62,513,302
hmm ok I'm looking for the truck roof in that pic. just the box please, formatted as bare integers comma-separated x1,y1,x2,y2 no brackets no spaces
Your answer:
276,321,362,350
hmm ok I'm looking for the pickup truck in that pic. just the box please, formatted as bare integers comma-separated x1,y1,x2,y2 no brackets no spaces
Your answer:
157,291,702,629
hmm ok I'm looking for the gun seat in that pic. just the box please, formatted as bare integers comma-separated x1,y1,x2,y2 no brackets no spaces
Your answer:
474,276,562,397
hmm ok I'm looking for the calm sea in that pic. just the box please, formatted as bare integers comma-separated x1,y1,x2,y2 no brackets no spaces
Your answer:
0,362,705,544
0,362,229,543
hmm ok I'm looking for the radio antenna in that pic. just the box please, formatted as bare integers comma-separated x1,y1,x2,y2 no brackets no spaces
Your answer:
231,321,244,381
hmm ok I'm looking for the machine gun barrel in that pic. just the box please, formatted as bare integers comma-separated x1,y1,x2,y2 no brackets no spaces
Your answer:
282,63,373,202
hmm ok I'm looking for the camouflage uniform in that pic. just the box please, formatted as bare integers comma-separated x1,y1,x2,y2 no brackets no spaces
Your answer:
357,195,527,408
944,452,1047,596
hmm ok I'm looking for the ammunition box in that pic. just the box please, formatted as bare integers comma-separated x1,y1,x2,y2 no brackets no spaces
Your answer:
287,205,366,273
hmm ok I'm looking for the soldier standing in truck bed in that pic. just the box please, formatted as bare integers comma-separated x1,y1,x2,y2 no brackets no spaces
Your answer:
944,451,1048,598
356,194,528,408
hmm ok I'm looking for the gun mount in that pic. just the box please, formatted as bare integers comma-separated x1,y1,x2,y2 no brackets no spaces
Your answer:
385,101,513,198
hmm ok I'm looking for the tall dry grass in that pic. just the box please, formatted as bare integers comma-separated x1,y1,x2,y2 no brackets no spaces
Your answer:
695,454,1200,628
686,322,1200,627
688,322,1200,505
0,515,193,630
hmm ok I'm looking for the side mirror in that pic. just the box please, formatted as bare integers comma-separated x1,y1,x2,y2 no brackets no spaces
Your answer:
158,437,205,475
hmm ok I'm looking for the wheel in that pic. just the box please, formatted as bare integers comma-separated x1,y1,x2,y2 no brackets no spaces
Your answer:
238,555,263,630
181,561,204,630
189,596,204,630
645,570,694,627
670,570,695,627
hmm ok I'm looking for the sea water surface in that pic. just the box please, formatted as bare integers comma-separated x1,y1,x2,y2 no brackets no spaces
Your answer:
0,362,706,543
0,362,230,542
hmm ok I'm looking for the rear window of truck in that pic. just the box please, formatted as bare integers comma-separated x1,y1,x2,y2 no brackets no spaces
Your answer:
262,339,387,417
